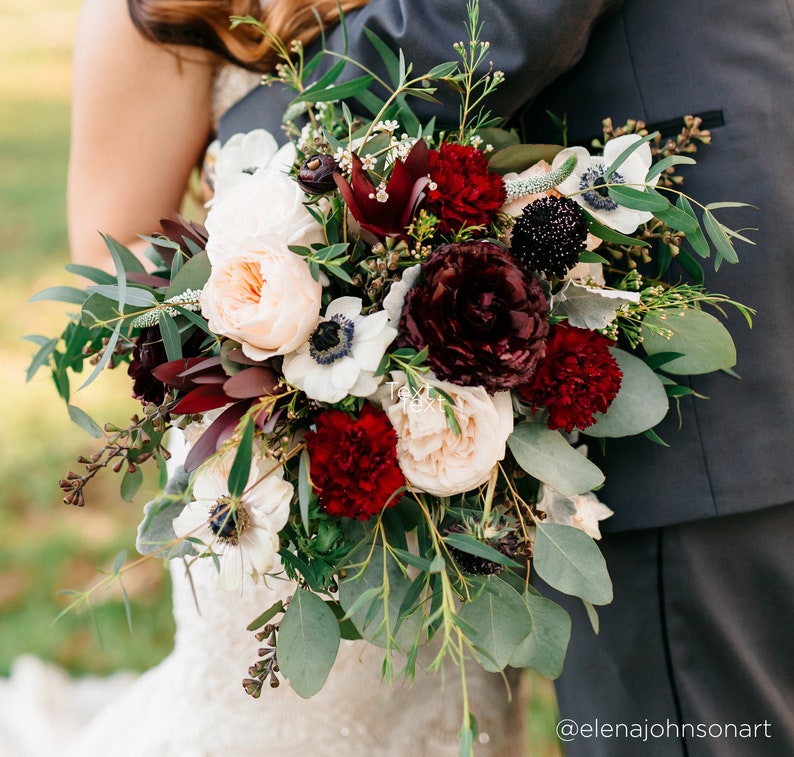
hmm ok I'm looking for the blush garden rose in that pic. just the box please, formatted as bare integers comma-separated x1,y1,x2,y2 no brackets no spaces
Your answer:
379,371,514,498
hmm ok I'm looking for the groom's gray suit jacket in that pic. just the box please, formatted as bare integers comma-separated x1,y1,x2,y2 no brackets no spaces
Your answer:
220,0,794,533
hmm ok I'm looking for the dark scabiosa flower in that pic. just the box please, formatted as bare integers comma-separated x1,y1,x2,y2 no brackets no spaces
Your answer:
297,153,341,195
305,403,405,521
510,195,589,279
400,241,549,393
426,143,506,236
334,140,430,239
516,323,623,432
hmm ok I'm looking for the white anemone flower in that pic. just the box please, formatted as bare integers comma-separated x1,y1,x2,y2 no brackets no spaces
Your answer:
552,134,659,234
173,450,292,591
282,296,398,404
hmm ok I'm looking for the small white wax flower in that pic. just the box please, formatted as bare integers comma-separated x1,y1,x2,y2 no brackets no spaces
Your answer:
282,297,398,404
536,484,614,540
173,449,292,591
553,134,660,234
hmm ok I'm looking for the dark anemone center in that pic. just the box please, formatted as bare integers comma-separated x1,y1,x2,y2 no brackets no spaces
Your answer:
208,496,248,544
311,320,342,351
579,165,623,211
309,315,355,365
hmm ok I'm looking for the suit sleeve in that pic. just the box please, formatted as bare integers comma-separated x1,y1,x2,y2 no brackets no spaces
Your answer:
219,0,621,141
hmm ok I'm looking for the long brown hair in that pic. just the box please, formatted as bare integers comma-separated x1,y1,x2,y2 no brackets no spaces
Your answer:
127,0,370,71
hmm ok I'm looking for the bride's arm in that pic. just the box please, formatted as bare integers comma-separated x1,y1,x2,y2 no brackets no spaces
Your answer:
68,0,216,268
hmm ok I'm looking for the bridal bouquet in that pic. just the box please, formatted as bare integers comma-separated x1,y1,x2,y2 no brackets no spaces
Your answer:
29,2,752,752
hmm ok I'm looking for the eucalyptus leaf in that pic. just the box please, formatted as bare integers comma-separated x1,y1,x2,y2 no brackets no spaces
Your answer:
64,263,117,285
703,210,739,266
585,349,669,437
67,404,104,438
457,576,531,672
645,155,696,182
362,27,401,86
339,547,421,649
227,418,255,498
508,423,604,496
607,184,669,212
641,308,736,374
533,522,613,605
136,466,194,559
277,589,340,698
676,195,710,259
101,233,147,274
165,250,211,299
443,532,522,569
298,448,311,536
28,286,88,306
121,466,144,502
158,311,182,362
586,214,650,247
296,75,375,104
89,285,157,308
506,585,571,678
653,204,699,233
26,337,58,381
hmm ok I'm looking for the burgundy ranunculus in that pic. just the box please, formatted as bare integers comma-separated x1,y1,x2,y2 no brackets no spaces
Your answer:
334,140,429,239
400,241,549,392
128,326,172,406
305,403,405,520
516,324,623,432
426,143,506,236
297,153,341,195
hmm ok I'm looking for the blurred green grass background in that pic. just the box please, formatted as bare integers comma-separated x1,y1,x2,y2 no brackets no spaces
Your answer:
0,0,175,675
0,1,561,752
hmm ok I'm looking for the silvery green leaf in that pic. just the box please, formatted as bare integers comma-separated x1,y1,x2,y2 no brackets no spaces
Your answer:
506,583,571,678
585,348,669,437
641,307,736,374
458,576,531,672
533,523,613,605
277,589,340,698
165,250,211,299
551,280,640,330
338,548,421,650
136,466,195,559
508,423,604,496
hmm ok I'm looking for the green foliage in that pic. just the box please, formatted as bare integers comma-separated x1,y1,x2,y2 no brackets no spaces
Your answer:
532,523,613,605
508,423,605,496
276,589,340,698
585,349,669,437
641,307,737,374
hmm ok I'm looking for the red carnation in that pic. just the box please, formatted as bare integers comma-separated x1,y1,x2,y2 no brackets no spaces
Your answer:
400,241,549,393
306,404,404,520
517,324,623,432
426,143,506,236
